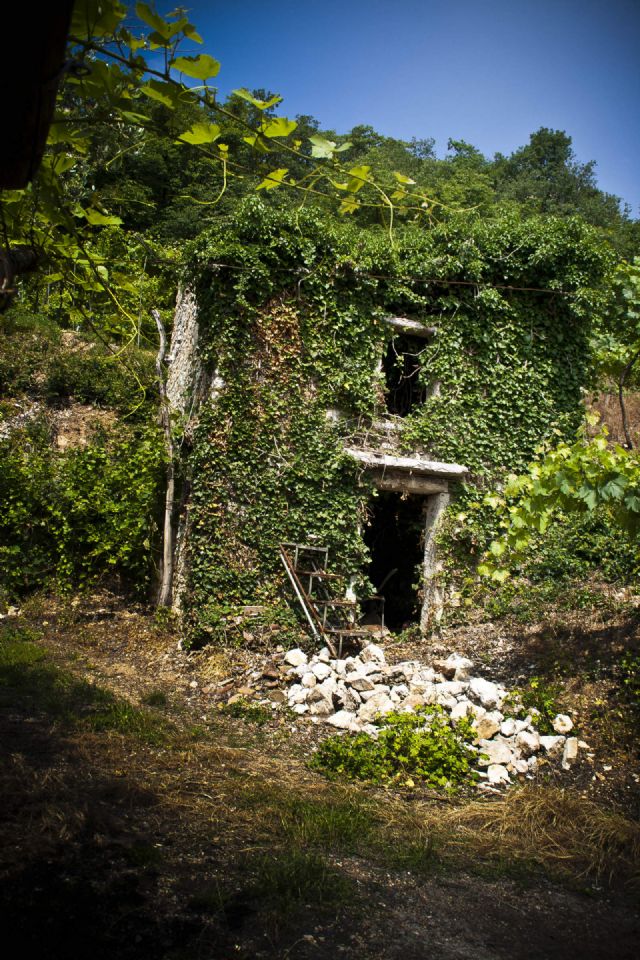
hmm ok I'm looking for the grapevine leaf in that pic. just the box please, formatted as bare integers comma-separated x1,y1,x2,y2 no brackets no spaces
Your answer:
172,54,221,80
232,88,282,110
262,117,297,138
256,168,288,191
177,122,221,145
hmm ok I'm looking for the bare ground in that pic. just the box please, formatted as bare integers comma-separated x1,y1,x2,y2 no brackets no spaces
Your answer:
1,592,639,960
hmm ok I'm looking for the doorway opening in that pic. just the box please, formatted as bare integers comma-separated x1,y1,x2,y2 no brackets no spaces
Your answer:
362,490,425,632
382,335,427,416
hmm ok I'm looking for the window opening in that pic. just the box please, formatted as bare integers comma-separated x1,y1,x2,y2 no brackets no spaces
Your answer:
382,335,428,416
362,491,425,632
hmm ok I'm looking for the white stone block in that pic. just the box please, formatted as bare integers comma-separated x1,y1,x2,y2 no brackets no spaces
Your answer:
326,710,356,729
469,677,504,709
312,661,332,681
361,643,386,665
515,730,540,757
540,737,565,757
562,737,579,769
553,714,574,734
487,764,510,784
284,648,308,667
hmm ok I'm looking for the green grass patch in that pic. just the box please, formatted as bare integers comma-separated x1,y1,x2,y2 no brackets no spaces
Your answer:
220,697,272,726
383,835,441,877
0,625,167,744
279,794,375,852
245,848,353,912
141,689,169,708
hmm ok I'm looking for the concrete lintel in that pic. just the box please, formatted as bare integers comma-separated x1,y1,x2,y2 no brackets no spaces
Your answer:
373,472,448,495
385,317,437,339
345,447,467,480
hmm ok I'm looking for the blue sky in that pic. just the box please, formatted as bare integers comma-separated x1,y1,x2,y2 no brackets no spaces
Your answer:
180,0,640,213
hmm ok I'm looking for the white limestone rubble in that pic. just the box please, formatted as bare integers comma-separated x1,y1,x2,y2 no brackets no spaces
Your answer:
281,643,581,788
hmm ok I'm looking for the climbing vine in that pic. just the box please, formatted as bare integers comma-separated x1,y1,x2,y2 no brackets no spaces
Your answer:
179,200,613,642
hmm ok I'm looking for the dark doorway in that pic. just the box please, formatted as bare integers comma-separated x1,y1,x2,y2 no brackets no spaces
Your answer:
362,491,425,632
382,335,427,416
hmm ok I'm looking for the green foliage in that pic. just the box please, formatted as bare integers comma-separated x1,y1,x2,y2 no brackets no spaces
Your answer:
244,848,354,912
0,625,167,743
0,304,157,418
467,578,631,627
220,697,272,726
0,420,164,597
478,425,640,581
504,678,562,735
2,4,635,618
180,201,613,635
620,652,640,717
45,347,155,417
310,706,477,790
591,259,640,387
522,509,640,583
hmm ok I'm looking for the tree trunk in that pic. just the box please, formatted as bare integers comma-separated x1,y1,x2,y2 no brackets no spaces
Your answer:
153,309,176,607
619,346,640,450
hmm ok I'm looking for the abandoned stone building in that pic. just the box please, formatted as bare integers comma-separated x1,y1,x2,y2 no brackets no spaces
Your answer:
164,203,603,644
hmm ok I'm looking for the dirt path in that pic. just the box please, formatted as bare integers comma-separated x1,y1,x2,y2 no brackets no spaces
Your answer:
1,596,638,959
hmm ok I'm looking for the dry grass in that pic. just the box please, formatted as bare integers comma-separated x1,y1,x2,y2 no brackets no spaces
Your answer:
4,606,640,898
380,786,640,887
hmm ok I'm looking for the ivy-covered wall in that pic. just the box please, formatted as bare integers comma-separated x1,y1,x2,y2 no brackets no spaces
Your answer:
179,199,613,641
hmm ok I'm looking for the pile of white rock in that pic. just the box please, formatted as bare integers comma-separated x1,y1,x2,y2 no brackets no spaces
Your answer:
283,643,581,788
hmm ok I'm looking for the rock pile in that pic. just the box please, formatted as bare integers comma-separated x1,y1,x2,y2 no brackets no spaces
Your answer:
282,643,581,788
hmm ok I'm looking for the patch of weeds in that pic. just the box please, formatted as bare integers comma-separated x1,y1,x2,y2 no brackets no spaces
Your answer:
385,835,440,877
188,880,227,916
482,579,561,624
245,848,353,913
391,624,422,645
185,723,209,740
153,606,179,632
280,795,374,852
86,700,167,744
503,676,562,735
0,626,47,667
220,697,272,726
125,842,164,869
620,652,640,716
141,689,169,708
464,854,547,888
310,706,478,791
0,624,167,744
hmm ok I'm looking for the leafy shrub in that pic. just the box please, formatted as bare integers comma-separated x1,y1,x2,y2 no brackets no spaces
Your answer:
620,653,640,716
45,348,155,418
0,309,154,419
220,697,272,726
310,706,477,790
0,419,165,597
503,677,561,735
524,509,640,584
